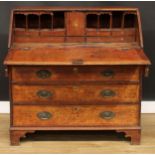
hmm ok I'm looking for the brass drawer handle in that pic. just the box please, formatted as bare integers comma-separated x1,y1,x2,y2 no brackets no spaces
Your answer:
100,90,116,97
36,70,52,79
37,111,52,120
100,111,115,120
101,70,114,77
37,90,53,98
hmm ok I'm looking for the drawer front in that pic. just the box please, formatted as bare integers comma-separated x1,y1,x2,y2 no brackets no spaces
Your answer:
13,104,139,127
112,29,136,36
86,30,111,37
12,84,139,104
12,66,139,83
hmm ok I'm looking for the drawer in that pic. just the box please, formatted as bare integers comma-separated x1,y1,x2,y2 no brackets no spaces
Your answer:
12,104,139,127
86,29,111,36
15,29,65,37
12,84,139,104
12,66,139,83
112,29,136,36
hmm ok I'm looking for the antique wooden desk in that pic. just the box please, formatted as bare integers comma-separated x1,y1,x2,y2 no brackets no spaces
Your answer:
4,7,150,145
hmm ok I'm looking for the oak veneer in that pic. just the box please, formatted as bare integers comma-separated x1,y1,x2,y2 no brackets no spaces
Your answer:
4,7,150,145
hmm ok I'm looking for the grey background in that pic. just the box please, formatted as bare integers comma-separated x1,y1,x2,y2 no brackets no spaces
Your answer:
0,1,154,100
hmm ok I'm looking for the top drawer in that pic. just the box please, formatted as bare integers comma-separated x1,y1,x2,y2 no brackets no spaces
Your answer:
11,66,140,84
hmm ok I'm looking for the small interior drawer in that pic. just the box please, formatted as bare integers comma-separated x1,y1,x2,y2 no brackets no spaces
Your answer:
86,29,111,36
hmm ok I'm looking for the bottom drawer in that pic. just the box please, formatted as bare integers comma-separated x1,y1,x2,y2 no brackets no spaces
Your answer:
13,104,139,127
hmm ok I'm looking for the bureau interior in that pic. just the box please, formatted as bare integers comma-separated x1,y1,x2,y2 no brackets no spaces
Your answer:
12,10,140,45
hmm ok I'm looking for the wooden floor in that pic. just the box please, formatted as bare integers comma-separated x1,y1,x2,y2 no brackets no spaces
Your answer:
0,114,155,154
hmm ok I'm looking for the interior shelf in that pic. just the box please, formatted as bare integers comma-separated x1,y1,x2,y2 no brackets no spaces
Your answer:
14,11,65,30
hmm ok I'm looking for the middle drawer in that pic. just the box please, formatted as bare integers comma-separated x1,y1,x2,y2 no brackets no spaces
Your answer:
12,84,139,104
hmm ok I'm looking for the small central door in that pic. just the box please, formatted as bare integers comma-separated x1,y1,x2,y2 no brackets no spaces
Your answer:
66,12,85,36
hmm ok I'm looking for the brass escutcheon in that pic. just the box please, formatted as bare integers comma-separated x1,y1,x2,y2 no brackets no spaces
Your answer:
73,106,80,111
72,59,84,65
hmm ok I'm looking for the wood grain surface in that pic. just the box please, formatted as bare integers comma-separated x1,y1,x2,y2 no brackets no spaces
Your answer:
12,104,139,127
12,84,139,104
12,66,140,83
4,7,151,146
4,47,150,65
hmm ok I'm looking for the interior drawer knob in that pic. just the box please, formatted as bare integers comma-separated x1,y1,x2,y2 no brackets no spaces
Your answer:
37,90,53,98
100,111,115,120
37,111,52,120
36,70,52,79
101,70,114,77
100,90,116,97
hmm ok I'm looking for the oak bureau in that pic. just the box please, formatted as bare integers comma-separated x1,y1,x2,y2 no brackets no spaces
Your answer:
4,7,150,145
